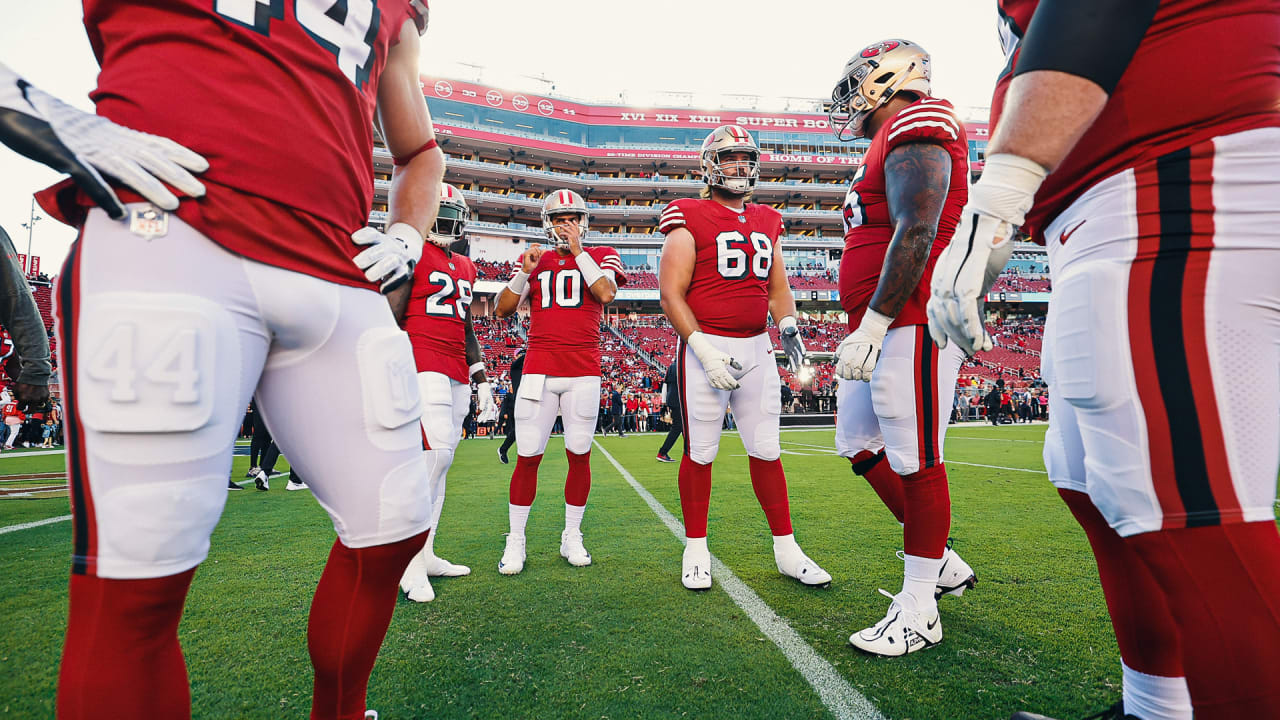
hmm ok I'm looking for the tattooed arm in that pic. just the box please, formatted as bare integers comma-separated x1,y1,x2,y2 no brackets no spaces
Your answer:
870,142,952,318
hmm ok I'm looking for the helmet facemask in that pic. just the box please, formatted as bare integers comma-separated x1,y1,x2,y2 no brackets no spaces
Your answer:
829,40,931,141
544,211,587,251
703,148,760,196
428,200,470,248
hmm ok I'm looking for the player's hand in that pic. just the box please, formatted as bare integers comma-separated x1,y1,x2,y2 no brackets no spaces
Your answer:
687,331,742,391
564,225,583,256
352,222,424,294
834,309,892,382
13,382,48,412
927,154,1046,355
476,382,495,417
0,64,208,220
777,316,806,373
521,244,545,273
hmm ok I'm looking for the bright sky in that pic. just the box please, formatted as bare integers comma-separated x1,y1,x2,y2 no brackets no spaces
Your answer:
1,1,1004,273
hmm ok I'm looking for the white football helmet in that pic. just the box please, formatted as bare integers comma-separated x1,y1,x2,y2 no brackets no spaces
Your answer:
542,189,589,250
829,39,931,141
428,183,470,248
699,124,760,196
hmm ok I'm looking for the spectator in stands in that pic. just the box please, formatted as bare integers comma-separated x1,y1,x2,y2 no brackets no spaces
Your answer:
41,418,55,448
2,396,22,449
0,225,51,415
656,361,681,463
608,384,624,438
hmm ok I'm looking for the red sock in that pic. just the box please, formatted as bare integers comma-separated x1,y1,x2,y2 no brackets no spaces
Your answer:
748,456,793,536
57,569,196,720
308,530,429,720
1058,489,1183,677
901,464,950,559
565,450,591,506
850,450,905,523
509,454,542,506
677,455,712,538
1127,521,1280,719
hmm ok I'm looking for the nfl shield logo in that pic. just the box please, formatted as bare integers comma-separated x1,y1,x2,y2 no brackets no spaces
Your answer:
128,206,169,239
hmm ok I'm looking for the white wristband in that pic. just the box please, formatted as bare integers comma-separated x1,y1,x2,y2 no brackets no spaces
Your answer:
970,153,1048,227
859,308,894,338
507,270,529,295
469,361,485,378
576,251,606,287
778,315,797,333
385,222,425,262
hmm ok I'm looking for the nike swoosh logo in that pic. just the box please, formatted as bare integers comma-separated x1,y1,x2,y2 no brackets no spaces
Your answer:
926,616,939,631
1059,219,1086,244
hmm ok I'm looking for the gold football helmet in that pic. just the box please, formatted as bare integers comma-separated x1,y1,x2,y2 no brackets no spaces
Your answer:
699,124,760,196
829,39,931,141
542,189,589,249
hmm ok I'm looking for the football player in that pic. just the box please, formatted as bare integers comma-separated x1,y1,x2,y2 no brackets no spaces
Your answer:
826,40,977,657
9,3,446,718
493,189,625,574
658,125,830,591
929,1,1280,718
393,184,493,603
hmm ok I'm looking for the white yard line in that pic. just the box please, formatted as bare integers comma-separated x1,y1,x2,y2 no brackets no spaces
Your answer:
946,460,1046,474
593,440,886,720
0,514,71,535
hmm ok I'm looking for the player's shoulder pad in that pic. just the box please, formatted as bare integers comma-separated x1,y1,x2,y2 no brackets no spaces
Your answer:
883,97,963,152
658,198,699,235
590,246,627,286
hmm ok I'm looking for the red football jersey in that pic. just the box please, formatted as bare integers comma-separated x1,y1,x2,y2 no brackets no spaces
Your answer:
2,403,21,422
839,97,970,329
402,243,476,384
524,247,626,377
659,199,784,337
37,0,424,289
994,0,1280,243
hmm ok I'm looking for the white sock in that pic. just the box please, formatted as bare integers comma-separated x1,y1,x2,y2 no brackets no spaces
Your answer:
686,536,708,555
565,503,586,533
1122,662,1193,720
508,503,531,538
902,553,943,614
772,533,799,556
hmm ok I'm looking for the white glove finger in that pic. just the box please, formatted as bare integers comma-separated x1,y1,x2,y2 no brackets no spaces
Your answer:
379,267,411,294
363,256,401,283
960,302,987,354
926,303,949,350
351,227,383,246
99,156,181,210
147,133,210,173
133,148,206,198
353,243,390,269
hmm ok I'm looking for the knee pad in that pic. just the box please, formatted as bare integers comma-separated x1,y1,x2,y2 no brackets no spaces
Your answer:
835,379,884,458
742,376,781,461
417,373,461,451
95,474,228,578
427,447,455,498
356,327,422,452
869,354,914,421
77,292,235,465
563,380,600,454
371,453,433,542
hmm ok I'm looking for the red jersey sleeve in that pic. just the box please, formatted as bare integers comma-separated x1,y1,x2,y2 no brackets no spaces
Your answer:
883,98,964,154
590,246,628,286
658,199,696,235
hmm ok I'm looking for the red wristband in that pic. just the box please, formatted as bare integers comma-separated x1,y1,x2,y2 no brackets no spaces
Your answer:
392,138,438,166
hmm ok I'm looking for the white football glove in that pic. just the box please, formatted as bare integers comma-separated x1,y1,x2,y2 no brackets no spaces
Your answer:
476,381,495,417
927,153,1046,356
352,222,424,294
0,63,208,220
834,309,893,382
686,331,742,391
777,316,807,373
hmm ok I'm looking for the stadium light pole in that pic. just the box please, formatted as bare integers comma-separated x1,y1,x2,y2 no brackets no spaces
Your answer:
20,197,40,277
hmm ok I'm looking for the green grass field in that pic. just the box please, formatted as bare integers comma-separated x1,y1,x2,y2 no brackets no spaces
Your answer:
1,425,1141,719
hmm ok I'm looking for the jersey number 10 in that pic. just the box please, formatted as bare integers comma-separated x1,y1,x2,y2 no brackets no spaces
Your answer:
536,269,584,309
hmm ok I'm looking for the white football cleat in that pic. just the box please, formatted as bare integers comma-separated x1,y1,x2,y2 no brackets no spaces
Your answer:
424,554,471,577
935,544,976,599
406,577,436,603
559,529,592,567
253,470,269,491
775,544,832,587
399,550,429,594
498,534,526,575
849,589,942,657
682,543,712,590
285,479,308,491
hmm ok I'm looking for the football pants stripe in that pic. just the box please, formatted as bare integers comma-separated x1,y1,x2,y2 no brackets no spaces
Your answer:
58,237,97,576
676,337,692,457
1130,141,1237,528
